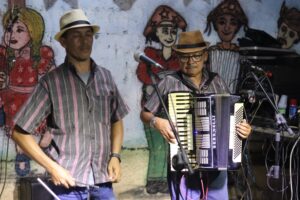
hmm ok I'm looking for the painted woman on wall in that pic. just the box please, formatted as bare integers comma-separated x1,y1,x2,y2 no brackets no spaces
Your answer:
277,1,300,49
205,0,248,93
136,5,187,194
0,7,55,176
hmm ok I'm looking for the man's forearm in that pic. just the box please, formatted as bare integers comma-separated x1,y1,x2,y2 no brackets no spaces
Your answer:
140,111,154,124
11,127,58,174
111,120,124,154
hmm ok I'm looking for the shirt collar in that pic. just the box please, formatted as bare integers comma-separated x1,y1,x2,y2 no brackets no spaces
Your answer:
63,57,98,75
180,68,210,91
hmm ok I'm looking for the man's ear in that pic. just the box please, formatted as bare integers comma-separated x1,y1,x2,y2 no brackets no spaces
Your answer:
59,37,66,48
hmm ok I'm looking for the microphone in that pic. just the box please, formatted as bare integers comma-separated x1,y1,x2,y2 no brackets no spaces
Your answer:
276,113,294,135
240,89,256,104
267,131,280,179
134,52,163,69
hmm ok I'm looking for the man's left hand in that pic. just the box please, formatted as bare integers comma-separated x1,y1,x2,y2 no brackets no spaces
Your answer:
236,119,252,139
108,157,121,183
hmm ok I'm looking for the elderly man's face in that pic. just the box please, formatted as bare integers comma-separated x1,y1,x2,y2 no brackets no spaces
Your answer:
277,22,299,49
178,51,208,78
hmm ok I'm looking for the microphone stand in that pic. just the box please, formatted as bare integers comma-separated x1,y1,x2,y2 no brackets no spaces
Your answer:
146,64,194,174
250,71,294,179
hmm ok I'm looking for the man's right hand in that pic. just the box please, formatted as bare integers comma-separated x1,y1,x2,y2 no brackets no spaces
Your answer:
48,162,76,188
154,117,177,144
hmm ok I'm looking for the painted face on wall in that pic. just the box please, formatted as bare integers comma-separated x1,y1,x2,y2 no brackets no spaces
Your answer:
215,14,239,43
156,21,178,47
4,20,31,50
277,22,299,49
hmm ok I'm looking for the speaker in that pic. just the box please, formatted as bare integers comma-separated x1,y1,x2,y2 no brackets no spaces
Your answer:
19,177,53,200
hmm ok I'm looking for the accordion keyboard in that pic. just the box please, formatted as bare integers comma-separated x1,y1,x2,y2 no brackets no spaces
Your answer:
168,92,197,171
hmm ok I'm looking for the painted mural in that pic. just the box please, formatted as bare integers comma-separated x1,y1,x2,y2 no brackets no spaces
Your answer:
0,0,299,199
205,0,248,93
135,5,187,194
277,1,300,49
0,7,55,177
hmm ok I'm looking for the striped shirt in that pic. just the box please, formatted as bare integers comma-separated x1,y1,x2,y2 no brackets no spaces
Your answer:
144,69,230,114
14,59,129,184
144,68,231,193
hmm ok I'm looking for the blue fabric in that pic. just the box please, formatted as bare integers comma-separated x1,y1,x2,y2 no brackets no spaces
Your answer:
15,153,31,177
168,171,228,200
50,182,116,200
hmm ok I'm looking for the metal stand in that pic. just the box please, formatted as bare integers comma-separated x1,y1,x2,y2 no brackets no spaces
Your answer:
250,71,294,180
37,178,61,200
146,64,194,174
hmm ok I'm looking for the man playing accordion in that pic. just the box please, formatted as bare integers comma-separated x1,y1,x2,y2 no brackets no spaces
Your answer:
140,30,252,200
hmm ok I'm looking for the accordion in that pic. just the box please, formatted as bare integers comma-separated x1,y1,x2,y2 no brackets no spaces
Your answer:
168,92,244,171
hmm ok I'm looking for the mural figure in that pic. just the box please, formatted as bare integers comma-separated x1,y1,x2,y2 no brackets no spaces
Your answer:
0,7,55,176
205,0,250,198
136,5,187,194
205,0,248,94
277,1,300,49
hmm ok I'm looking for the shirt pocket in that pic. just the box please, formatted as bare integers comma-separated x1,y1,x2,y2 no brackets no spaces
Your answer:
93,94,113,124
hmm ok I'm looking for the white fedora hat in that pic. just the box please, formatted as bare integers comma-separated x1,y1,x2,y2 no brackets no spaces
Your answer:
54,9,100,41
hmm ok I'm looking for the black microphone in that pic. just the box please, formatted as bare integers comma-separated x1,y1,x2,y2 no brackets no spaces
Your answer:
267,131,280,179
134,52,163,69
274,132,280,179
240,89,256,104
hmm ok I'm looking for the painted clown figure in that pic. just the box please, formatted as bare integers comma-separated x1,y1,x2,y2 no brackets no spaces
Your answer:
136,5,187,194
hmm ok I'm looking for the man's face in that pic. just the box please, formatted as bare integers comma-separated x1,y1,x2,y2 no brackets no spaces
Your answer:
277,22,299,49
60,27,94,62
156,21,178,47
178,51,208,78
215,14,239,43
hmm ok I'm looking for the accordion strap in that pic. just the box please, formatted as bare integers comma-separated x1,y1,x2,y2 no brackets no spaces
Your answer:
173,71,217,92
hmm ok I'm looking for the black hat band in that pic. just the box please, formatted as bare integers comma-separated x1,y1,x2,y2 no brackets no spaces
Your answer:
61,20,91,30
176,42,206,49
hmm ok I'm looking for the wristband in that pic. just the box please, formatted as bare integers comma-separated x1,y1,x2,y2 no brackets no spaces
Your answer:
110,153,121,163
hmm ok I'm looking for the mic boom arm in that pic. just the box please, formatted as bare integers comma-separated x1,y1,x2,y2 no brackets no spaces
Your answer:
136,53,194,174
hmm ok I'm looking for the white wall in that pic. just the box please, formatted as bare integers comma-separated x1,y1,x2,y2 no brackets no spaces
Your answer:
0,0,300,148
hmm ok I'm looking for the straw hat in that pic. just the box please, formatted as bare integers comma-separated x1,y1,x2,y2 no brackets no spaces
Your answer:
54,9,100,41
172,30,210,53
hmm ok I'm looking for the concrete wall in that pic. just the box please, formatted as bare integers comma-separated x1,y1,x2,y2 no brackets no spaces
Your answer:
0,0,299,148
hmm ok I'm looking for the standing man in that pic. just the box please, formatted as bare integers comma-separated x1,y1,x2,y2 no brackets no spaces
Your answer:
11,9,129,199
140,30,252,200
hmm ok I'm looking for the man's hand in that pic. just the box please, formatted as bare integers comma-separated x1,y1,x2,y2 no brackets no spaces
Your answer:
108,157,121,182
236,119,252,139
154,117,177,144
48,162,76,188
